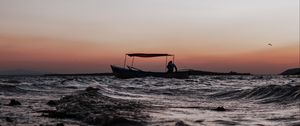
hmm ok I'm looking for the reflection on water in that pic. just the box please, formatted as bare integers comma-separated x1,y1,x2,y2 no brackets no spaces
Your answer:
0,75,299,125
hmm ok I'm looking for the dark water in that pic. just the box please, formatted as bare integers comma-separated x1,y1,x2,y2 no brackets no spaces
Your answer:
0,75,299,126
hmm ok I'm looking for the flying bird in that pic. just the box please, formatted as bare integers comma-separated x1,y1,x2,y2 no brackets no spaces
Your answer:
268,43,272,46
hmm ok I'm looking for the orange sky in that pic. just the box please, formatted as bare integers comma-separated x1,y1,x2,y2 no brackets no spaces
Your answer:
0,0,299,74
0,34,298,74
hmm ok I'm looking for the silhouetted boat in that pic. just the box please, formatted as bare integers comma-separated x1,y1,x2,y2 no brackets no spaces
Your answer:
111,53,189,79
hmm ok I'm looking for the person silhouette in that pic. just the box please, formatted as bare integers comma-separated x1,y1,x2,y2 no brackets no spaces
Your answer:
167,61,177,73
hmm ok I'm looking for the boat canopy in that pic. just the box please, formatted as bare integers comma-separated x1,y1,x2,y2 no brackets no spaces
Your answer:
127,53,174,57
124,53,175,71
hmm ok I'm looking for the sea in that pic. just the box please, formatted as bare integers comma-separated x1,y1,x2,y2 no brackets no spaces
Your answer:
0,75,299,126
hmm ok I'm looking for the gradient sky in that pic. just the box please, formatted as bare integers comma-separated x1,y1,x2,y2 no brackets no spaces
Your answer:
0,0,299,74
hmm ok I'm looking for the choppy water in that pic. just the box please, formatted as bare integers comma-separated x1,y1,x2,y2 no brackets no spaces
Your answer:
0,75,299,126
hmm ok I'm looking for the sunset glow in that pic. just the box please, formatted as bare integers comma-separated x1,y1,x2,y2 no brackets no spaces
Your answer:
0,0,299,74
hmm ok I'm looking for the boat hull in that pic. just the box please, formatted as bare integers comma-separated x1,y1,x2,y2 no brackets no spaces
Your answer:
111,65,189,79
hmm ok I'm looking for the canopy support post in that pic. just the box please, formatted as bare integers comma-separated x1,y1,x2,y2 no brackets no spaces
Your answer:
131,57,135,67
165,56,168,72
124,54,127,68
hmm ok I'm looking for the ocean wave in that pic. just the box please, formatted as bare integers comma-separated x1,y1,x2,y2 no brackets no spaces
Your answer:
0,84,28,93
40,87,148,126
211,84,300,103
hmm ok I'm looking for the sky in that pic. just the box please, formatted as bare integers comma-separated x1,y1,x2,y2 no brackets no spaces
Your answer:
0,0,299,74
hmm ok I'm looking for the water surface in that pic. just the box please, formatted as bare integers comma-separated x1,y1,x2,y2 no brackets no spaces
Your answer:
0,75,299,125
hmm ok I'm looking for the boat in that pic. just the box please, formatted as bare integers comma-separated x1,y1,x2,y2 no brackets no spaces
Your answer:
111,53,189,79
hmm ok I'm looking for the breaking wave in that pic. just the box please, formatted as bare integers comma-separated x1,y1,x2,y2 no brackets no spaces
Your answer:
211,84,300,103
